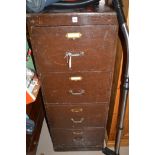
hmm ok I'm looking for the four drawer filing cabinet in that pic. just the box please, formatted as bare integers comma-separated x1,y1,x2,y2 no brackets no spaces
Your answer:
27,4,118,151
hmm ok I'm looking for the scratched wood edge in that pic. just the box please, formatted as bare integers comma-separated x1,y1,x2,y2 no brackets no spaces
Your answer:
106,35,123,141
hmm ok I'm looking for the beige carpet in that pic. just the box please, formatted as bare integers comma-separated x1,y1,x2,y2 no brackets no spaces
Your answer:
36,119,129,155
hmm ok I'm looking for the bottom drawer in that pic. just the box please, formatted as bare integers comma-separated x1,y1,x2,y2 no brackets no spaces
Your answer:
50,127,105,150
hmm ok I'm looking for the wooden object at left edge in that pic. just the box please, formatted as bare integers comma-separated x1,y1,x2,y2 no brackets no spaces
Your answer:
26,90,44,155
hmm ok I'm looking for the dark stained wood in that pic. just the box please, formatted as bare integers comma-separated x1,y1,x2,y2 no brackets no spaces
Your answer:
27,4,118,151
27,107,44,154
41,72,112,104
44,104,108,128
31,25,117,73
53,146,102,151
51,128,105,148
26,4,117,27
27,13,117,27
26,90,44,155
26,91,42,124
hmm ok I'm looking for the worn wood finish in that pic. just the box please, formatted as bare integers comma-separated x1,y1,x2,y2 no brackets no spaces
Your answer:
27,13,117,27
51,128,105,148
45,104,108,128
53,146,102,151
41,72,112,104
31,25,117,73
27,3,118,151
26,4,117,27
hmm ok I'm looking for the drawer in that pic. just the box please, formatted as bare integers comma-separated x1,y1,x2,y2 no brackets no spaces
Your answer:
51,128,105,148
31,25,117,73
45,104,108,128
41,72,112,103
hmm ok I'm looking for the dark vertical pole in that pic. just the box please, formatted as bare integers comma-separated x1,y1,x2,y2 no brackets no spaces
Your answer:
115,22,129,155
102,0,129,155
113,0,129,154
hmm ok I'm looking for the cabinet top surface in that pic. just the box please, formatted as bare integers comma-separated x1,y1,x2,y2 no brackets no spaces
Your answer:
27,2,115,16
26,2,117,27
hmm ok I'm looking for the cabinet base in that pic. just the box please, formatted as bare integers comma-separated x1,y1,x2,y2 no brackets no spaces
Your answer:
53,146,103,151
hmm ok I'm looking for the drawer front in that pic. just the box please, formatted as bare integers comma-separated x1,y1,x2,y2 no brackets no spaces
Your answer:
51,128,105,147
41,72,112,103
31,25,117,73
27,13,118,27
45,104,108,128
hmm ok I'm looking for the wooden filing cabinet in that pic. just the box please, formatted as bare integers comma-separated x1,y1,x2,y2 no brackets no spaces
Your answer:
27,4,118,151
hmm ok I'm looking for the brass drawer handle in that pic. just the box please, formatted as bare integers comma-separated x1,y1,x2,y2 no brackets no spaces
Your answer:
70,108,83,113
73,131,83,135
73,137,84,142
69,89,85,96
71,118,84,124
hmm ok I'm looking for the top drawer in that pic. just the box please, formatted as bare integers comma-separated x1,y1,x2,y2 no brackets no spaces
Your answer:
31,25,117,73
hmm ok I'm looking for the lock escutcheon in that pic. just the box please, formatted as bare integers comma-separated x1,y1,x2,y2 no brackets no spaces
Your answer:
65,51,84,69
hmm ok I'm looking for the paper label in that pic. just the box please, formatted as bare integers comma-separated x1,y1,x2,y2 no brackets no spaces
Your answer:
66,32,82,40
72,17,78,23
